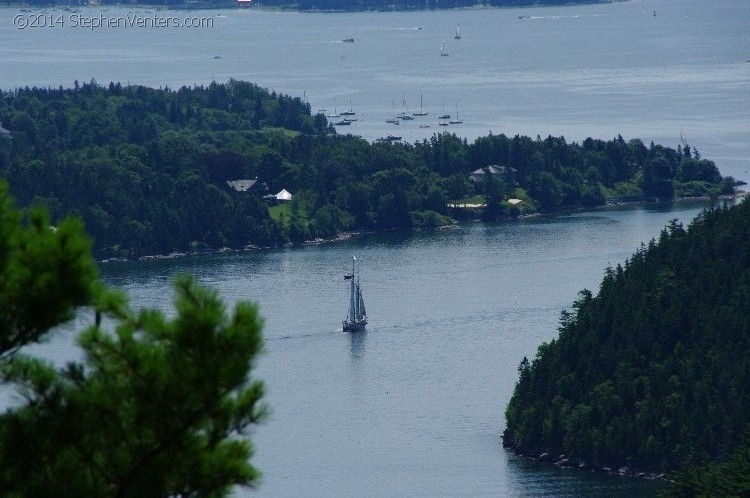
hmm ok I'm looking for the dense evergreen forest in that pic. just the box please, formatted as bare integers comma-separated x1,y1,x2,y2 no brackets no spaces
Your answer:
503,199,750,492
0,80,731,258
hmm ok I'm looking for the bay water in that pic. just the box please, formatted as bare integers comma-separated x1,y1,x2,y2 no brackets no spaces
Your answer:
1,0,749,181
97,201,709,496
1,0,748,494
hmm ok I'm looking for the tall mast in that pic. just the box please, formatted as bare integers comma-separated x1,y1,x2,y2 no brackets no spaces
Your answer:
349,256,356,322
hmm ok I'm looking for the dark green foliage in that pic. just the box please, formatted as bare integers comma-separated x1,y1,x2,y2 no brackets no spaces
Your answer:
662,429,750,497
0,181,98,359
504,200,750,482
0,185,267,496
0,82,725,258
0,276,266,497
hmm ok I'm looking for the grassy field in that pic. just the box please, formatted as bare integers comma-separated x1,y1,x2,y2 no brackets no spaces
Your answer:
268,202,309,225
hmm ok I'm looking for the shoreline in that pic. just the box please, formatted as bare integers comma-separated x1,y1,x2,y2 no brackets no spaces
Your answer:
99,194,742,264
3,1,621,13
503,443,669,483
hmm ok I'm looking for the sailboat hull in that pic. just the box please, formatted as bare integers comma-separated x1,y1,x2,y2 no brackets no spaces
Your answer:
342,319,367,332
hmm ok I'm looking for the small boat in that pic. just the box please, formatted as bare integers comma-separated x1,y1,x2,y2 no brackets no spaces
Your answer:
413,93,429,116
440,43,449,57
454,24,462,40
376,135,402,142
213,56,222,59
342,256,367,332
449,102,463,124
340,100,356,116
419,125,431,128
438,122,450,126
386,100,400,124
342,38,355,43
327,97,340,118
335,119,352,126
397,96,414,120
439,104,450,120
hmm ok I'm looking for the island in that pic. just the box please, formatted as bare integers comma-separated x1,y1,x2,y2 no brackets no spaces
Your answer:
0,79,735,259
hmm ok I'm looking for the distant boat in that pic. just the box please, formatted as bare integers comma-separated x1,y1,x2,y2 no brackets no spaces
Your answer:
334,119,352,126
342,256,367,332
342,38,355,43
413,93,429,116
398,95,414,120
213,55,222,59
327,97,340,118
454,24,462,40
386,100,400,124
340,99,356,116
449,102,463,124
376,135,402,142
439,103,450,120
440,43,449,57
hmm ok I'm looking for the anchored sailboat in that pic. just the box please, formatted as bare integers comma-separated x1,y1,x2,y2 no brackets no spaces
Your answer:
414,93,428,116
454,24,462,40
342,256,367,332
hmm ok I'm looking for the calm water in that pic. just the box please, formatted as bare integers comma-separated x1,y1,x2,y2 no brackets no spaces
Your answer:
1,0,747,494
1,0,749,181
84,201,710,497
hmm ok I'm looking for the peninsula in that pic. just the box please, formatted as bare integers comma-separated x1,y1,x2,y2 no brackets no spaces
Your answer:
0,80,734,259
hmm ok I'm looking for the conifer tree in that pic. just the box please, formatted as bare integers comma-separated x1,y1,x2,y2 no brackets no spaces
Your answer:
0,182,267,496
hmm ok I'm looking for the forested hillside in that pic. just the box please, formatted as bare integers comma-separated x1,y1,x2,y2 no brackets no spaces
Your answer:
503,199,750,488
0,80,730,258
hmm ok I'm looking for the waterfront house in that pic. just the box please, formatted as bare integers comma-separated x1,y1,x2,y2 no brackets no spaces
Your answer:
226,178,269,196
469,165,517,186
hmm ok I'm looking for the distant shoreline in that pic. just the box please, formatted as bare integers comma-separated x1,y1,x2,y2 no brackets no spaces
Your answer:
100,194,740,265
3,0,621,13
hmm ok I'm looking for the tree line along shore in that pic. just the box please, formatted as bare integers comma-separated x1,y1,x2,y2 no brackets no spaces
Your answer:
0,79,748,494
504,199,750,496
0,80,736,260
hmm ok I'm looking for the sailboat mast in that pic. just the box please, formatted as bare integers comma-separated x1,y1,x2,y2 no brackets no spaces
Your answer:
349,258,356,322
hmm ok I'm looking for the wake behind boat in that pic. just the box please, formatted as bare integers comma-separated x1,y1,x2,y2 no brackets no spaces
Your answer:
342,256,367,332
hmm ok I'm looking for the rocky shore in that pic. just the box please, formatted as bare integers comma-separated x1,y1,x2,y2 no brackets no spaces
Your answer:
501,433,668,482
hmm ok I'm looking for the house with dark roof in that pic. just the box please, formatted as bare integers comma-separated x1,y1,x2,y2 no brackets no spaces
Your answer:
469,165,517,186
226,178,269,195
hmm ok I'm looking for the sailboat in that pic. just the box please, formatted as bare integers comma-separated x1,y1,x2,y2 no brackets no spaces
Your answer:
342,256,367,332
440,43,449,57
449,102,463,124
340,99,356,116
386,100,400,124
413,93,429,116
327,97,340,118
454,24,462,40
398,95,414,120
439,103,450,120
